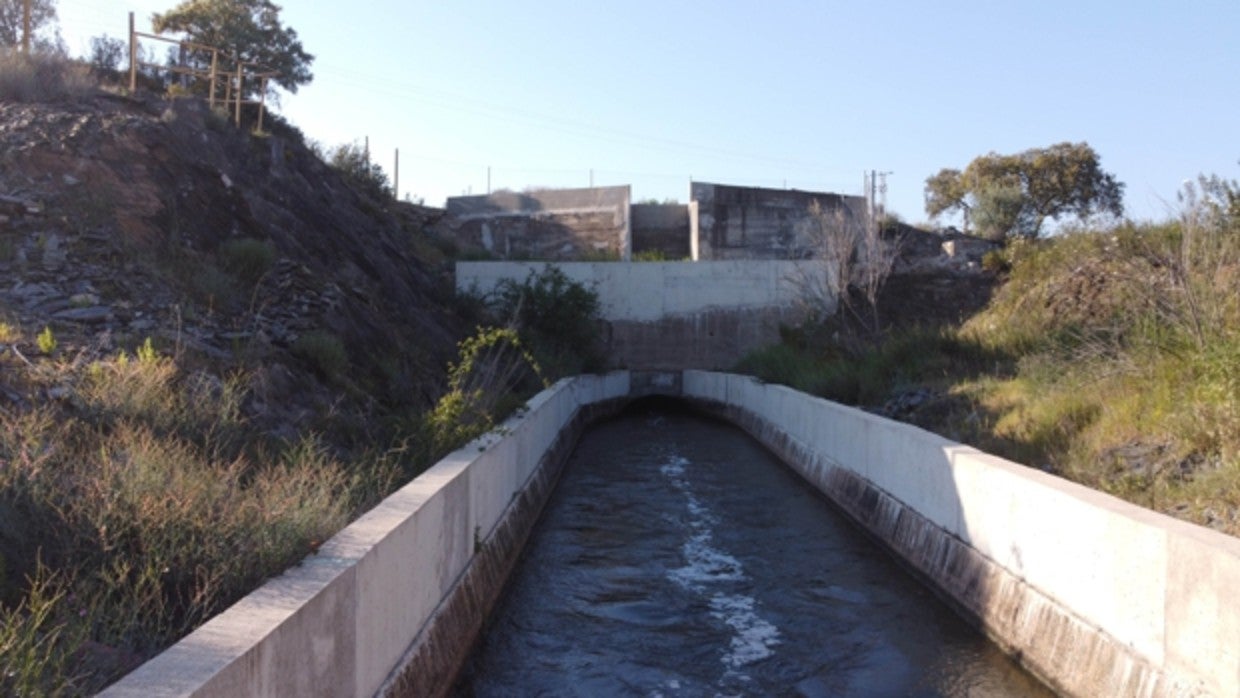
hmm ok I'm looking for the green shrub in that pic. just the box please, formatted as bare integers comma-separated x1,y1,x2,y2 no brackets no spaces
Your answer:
293,331,349,380
488,265,604,377
35,326,55,355
218,238,276,286
418,326,545,462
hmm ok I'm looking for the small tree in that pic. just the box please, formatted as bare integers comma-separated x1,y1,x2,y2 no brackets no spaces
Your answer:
924,142,1124,240
795,200,901,337
152,0,313,99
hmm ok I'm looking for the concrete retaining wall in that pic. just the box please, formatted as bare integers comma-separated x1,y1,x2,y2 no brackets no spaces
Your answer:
682,371,1240,698
456,260,832,369
102,373,633,698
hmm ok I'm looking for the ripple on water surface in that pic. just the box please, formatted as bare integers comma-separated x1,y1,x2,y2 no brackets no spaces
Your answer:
457,406,1053,697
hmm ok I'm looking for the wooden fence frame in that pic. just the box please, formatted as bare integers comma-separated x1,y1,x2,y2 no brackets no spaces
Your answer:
127,12,280,130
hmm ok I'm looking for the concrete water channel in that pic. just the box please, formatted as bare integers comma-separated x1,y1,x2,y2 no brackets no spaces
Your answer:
457,402,1052,696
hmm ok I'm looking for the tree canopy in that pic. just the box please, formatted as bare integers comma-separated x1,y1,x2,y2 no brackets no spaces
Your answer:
0,0,59,51
924,142,1125,240
152,0,312,96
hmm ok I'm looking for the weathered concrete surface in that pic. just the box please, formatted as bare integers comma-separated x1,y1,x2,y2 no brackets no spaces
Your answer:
456,260,831,369
631,203,690,259
682,371,1240,698
100,373,632,698
445,186,631,260
691,181,867,260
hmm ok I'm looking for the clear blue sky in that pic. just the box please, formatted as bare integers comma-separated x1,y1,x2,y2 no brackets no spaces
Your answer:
57,1,1239,225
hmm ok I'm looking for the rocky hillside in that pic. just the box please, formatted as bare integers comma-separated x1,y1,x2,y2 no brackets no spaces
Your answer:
0,91,464,444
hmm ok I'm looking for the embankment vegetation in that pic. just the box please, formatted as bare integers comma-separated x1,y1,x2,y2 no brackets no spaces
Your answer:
738,175,1240,536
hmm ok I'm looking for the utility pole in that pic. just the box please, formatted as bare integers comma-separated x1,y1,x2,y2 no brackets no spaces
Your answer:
877,171,892,220
393,148,400,201
22,0,31,54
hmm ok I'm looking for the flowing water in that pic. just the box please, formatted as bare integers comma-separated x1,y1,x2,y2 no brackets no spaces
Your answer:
457,404,1053,697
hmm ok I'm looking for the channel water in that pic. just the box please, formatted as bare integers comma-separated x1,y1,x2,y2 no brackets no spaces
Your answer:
457,403,1052,696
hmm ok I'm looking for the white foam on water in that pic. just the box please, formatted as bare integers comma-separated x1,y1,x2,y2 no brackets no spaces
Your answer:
660,454,781,682
710,593,781,669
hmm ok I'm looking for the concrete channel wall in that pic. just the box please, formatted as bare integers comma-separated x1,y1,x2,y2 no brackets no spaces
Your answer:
456,261,831,369
682,371,1240,698
103,370,1240,697
102,373,633,698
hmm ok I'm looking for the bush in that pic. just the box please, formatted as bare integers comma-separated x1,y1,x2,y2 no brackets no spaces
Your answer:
0,50,94,103
322,141,390,202
488,265,604,377
418,326,544,461
292,331,349,380
218,237,276,286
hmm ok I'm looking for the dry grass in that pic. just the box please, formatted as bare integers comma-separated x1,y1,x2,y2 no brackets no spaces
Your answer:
0,50,96,103
0,341,369,693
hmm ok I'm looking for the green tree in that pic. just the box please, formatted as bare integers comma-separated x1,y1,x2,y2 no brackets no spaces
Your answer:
152,0,312,97
0,0,59,51
924,142,1124,239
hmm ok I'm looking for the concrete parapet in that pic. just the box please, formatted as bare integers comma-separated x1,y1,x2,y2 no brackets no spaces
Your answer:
682,370,1239,698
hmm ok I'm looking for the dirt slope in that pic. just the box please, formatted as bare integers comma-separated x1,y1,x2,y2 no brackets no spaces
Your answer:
0,91,464,443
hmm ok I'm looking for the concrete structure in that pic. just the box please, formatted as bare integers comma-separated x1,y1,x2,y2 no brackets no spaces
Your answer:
444,186,631,261
456,260,831,369
442,182,868,263
102,371,1240,697
630,202,692,259
683,372,1240,698
691,182,868,260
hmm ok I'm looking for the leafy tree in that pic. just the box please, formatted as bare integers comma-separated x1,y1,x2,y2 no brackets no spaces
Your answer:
0,0,59,51
152,0,312,97
924,142,1124,240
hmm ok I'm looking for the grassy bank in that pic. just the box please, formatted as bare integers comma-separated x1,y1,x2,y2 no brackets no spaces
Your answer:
0,266,601,694
738,177,1240,535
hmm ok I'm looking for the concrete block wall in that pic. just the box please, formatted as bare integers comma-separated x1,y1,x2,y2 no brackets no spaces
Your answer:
456,260,832,369
682,371,1240,698
101,372,632,698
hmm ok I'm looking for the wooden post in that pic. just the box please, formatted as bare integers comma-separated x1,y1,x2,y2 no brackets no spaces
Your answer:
234,64,243,127
257,76,267,132
21,0,31,54
208,49,218,108
128,12,137,92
